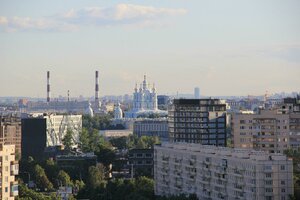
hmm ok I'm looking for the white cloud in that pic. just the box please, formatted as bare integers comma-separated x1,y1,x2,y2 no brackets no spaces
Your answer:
0,4,187,32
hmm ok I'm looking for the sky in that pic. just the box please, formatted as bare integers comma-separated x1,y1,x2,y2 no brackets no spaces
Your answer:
0,0,300,98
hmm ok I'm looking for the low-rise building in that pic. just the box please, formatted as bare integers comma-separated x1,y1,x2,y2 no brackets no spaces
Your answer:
133,118,168,141
21,113,82,159
154,142,293,200
56,153,97,181
128,148,154,178
99,130,132,140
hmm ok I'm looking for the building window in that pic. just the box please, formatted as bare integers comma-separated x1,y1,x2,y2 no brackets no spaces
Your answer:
137,160,143,165
281,188,285,193
280,165,285,170
265,180,273,185
5,187,8,193
136,154,143,158
145,153,152,158
5,176,8,182
266,173,272,178
281,181,285,185
266,188,273,193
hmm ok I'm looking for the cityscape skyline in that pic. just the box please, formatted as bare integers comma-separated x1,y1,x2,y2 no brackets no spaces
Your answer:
1,0,300,97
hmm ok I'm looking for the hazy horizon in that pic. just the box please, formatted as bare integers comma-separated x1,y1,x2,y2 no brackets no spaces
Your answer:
1,0,300,97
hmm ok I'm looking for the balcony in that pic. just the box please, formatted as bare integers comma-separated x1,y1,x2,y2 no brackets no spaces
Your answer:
11,161,19,175
11,182,18,196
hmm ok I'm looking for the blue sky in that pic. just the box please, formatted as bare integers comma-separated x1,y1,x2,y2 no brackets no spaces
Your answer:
0,0,299,97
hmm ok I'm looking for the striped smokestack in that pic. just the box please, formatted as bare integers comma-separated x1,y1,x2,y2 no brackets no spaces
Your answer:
47,71,51,102
95,71,99,102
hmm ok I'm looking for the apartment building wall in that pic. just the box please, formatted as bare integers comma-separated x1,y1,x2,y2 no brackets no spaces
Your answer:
0,144,19,200
0,116,22,158
232,110,300,153
154,143,293,200
169,99,227,146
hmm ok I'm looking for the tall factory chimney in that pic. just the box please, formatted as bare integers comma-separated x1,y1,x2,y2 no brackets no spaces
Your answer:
95,71,99,103
47,71,51,102
94,70,101,112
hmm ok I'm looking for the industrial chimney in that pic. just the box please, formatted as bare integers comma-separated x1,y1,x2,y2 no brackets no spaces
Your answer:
95,71,99,103
47,71,50,102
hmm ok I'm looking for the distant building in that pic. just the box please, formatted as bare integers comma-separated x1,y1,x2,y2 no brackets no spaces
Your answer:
125,75,167,118
0,144,19,200
21,113,82,159
26,100,89,113
279,96,300,113
157,95,170,110
133,118,169,142
114,103,123,119
154,142,293,200
99,130,132,140
194,87,200,99
128,148,154,178
232,105,300,153
0,115,22,158
169,99,227,146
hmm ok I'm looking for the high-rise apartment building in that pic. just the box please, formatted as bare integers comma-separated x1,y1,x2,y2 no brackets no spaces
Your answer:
0,144,19,200
232,103,300,153
169,99,227,146
0,116,22,158
154,142,293,200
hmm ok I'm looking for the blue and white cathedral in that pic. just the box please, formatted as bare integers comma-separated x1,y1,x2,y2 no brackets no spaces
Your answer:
132,75,158,111
125,75,165,118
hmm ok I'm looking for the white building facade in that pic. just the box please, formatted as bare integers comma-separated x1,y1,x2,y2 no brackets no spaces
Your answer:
154,143,293,200
45,114,82,147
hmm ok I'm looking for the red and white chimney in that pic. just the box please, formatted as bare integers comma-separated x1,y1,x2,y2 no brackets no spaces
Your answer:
95,71,99,102
47,71,51,102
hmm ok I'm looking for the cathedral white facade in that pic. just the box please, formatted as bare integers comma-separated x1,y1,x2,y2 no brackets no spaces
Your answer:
126,75,163,118
133,75,158,111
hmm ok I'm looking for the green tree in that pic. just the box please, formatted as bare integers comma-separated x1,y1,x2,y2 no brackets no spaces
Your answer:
34,164,54,191
16,183,53,200
136,138,147,149
96,146,116,168
87,164,106,190
109,136,127,150
135,176,154,199
62,129,73,151
57,170,73,187
79,128,90,152
43,159,59,188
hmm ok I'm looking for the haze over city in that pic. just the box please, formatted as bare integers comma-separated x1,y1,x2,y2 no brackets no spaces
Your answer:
1,0,300,97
